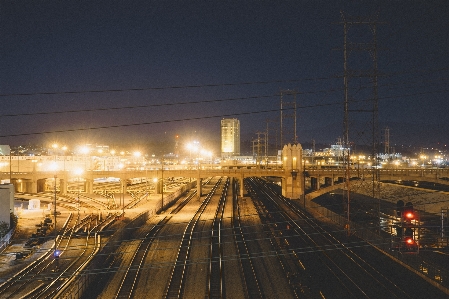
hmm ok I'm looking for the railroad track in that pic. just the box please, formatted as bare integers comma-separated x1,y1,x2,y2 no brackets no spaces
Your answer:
163,178,222,298
231,179,265,299
246,177,449,298
245,179,305,298
205,177,229,298
112,190,198,299
0,212,118,299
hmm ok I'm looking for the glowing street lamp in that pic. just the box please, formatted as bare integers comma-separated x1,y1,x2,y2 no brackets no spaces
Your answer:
186,141,200,166
52,171,59,269
73,168,84,216
420,154,427,167
61,146,67,171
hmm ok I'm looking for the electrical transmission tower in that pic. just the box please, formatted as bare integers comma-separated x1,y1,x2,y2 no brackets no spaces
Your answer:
340,11,385,234
280,89,298,146
252,131,267,168
384,127,390,155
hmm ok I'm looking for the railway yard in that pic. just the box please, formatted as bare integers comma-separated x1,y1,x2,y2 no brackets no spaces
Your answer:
1,176,449,298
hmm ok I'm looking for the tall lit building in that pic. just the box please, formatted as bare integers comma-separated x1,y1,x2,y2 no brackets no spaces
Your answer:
221,118,240,158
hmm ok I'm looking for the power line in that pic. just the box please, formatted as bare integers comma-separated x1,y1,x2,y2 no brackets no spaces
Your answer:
2,71,447,119
0,77,337,98
1,65,447,101
1,87,448,138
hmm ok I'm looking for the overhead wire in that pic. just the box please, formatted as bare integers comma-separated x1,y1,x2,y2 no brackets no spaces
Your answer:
0,65,447,120
1,84,448,138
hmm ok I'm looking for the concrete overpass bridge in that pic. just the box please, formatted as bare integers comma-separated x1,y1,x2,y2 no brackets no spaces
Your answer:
2,144,448,199
3,167,449,199
306,167,449,189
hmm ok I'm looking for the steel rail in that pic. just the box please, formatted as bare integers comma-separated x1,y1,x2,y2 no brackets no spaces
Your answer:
32,211,118,298
249,177,413,298
206,178,229,298
231,180,265,299
245,180,303,298
0,213,79,298
163,178,222,299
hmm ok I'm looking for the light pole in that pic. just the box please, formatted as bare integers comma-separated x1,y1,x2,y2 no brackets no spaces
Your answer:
62,145,67,171
121,183,125,216
161,158,164,210
73,168,84,217
53,175,59,269
303,156,306,208
9,146,12,182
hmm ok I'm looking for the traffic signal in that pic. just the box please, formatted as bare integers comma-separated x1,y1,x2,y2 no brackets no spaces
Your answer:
403,227,418,251
404,227,413,240
396,200,415,220
403,202,414,221
396,200,404,217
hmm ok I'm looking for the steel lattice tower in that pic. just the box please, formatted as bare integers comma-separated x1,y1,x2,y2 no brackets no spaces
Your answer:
341,11,385,234
280,89,298,147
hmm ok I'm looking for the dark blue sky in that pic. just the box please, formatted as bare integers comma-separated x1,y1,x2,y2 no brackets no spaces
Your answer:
1,1,448,153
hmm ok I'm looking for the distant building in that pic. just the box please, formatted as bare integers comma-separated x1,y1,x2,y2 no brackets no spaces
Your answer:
221,118,240,158
0,184,14,227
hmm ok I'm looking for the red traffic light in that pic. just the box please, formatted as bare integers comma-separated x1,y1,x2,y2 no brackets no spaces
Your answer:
404,211,415,220
405,237,415,245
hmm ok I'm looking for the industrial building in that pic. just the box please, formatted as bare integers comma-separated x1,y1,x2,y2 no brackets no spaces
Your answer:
221,118,240,158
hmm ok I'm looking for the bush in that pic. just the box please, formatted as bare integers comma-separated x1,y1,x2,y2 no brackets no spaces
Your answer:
10,212,18,229
0,221,9,238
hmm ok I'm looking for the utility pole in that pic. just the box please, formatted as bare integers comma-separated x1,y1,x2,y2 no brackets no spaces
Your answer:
280,89,298,146
340,11,385,235
53,175,59,269
384,127,390,156
252,132,267,168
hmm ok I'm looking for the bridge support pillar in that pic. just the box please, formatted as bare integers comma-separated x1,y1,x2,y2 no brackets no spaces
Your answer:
37,178,46,193
281,143,303,199
84,179,94,194
29,180,38,193
10,179,23,193
311,177,318,190
60,179,67,194
282,175,303,199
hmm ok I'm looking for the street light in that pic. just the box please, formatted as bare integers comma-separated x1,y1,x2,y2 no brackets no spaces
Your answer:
62,145,67,171
302,156,306,208
117,163,124,213
161,158,164,210
420,154,427,167
133,151,142,170
73,168,84,217
53,174,59,269
186,141,199,168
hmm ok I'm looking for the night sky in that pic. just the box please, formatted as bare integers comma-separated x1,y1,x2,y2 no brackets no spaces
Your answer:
1,1,448,154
